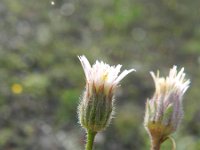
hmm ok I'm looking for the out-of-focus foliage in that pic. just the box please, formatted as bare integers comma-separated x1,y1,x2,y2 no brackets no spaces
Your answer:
0,0,200,149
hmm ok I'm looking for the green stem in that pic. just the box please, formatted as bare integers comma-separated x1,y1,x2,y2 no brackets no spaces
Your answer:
85,130,97,150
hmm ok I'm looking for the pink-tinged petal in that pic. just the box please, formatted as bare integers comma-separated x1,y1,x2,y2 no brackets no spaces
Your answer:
114,69,135,85
78,55,91,81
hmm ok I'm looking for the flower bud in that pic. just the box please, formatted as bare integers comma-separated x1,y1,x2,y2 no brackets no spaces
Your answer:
144,66,190,141
78,55,135,132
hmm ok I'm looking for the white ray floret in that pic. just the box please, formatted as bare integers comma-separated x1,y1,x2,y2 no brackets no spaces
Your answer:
150,65,190,98
78,55,135,94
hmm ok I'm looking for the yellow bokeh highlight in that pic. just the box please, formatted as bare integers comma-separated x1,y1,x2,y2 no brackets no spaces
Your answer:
11,83,23,94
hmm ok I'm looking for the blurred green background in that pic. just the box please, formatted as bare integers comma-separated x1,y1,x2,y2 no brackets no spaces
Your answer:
0,0,200,149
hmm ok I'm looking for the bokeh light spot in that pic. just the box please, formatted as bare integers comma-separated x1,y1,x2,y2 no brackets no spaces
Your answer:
11,83,23,94
51,1,55,5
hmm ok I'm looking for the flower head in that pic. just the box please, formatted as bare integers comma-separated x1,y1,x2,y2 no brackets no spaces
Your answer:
144,66,190,142
78,55,135,132
78,55,135,96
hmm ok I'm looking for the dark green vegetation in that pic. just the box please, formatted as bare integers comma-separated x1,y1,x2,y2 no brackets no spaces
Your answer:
0,0,200,149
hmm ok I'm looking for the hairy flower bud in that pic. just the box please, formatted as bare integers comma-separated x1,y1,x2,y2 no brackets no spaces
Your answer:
78,55,135,132
144,66,190,142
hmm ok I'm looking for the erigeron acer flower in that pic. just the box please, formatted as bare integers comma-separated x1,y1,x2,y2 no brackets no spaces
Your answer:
144,66,190,145
78,55,135,132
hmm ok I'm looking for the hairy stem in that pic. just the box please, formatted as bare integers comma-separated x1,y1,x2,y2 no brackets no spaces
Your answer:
85,130,97,150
